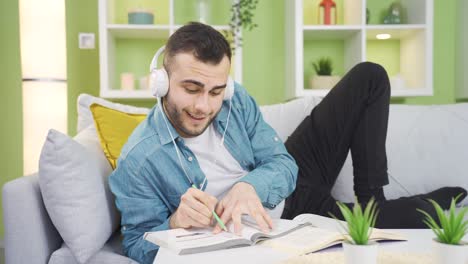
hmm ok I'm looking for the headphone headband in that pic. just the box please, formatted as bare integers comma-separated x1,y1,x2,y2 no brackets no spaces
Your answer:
148,45,234,100
149,45,166,72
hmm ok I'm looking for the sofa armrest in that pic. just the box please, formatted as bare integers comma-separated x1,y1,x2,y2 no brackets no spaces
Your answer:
2,173,62,264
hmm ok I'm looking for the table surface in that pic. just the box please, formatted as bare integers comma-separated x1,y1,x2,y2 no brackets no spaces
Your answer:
154,229,467,264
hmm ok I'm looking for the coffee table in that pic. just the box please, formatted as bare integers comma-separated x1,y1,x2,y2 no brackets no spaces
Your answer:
154,229,467,264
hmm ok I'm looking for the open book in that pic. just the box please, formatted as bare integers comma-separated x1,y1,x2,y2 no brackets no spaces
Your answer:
261,213,407,255
143,214,406,255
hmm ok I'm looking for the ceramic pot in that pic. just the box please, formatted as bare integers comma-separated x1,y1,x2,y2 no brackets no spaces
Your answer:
309,75,340,89
343,241,378,264
432,239,468,264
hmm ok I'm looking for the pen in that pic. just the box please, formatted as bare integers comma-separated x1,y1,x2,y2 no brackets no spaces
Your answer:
191,184,228,232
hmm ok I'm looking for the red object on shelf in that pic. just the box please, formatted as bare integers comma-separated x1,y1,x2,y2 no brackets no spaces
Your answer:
318,0,337,25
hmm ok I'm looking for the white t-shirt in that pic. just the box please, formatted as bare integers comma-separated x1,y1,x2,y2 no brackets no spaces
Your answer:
182,124,285,218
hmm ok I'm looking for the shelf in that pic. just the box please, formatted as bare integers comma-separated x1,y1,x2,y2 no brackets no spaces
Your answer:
366,25,426,40
300,89,331,98
299,87,433,98
303,26,361,40
107,24,171,39
286,0,433,99
99,0,243,99
390,87,432,97
172,24,230,31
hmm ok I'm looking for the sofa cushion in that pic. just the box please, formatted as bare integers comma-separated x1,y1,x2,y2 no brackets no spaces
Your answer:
49,232,138,264
90,103,147,169
77,94,149,133
260,96,322,142
38,128,120,263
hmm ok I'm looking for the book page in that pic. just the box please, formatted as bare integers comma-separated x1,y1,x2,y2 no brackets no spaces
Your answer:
144,227,250,254
293,213,344,231
230,216,309,241
262,225,344,255
293,213,407,242
369,229,407,241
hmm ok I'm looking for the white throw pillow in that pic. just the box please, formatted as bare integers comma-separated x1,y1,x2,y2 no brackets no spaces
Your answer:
38,128,119,263
260,96,322,142
77,93,150,133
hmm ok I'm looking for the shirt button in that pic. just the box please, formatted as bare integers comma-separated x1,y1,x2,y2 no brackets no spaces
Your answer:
274,136,279,142
188,156,193,162
122,226,126,231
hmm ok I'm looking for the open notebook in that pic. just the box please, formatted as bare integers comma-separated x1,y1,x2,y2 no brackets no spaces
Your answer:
144,214,406,255
262,214,407,255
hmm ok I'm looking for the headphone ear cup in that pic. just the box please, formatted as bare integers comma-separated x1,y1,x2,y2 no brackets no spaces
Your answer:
224,76,235,100
151,68,169,98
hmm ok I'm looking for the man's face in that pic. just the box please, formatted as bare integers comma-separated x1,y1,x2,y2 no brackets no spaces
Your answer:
163,52,231,138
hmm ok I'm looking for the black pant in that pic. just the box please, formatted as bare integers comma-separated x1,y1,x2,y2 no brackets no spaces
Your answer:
281,62,391,220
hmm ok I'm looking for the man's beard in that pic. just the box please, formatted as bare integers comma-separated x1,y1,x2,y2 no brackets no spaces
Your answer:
162,97,220,138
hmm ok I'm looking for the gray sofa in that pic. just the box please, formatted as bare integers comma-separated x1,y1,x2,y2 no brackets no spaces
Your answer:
3,95,468,264
2,174,137,264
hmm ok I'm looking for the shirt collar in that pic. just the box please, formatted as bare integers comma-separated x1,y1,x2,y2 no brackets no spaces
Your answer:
153,103,181,145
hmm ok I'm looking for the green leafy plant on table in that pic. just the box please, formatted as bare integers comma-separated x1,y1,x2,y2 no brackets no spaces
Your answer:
330,198,379,245
417,194,468,245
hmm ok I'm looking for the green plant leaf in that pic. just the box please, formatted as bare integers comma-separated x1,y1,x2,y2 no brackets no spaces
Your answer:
331,198,379,245
312,57,333,75
417,197,468,245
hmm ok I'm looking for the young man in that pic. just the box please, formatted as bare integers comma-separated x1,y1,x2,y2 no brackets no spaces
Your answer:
109,22,466,264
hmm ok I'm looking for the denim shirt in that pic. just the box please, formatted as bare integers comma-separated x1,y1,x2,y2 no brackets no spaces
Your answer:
109,83,298,264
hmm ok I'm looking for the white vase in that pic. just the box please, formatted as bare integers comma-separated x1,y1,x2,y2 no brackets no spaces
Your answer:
196,0,211,24
432,239,468,264
343,241,378,264
309,75,341,89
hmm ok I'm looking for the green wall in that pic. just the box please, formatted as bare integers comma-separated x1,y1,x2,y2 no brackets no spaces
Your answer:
0,0,23,240
403,0,457,104
0,0,464,241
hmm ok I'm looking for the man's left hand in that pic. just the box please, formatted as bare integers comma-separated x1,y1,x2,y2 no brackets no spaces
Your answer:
212,182,273,235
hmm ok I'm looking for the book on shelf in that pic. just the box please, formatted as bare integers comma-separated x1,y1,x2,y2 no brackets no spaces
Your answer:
143,213,406,255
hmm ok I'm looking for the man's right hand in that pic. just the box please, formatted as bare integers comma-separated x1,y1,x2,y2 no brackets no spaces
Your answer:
169,187,218,229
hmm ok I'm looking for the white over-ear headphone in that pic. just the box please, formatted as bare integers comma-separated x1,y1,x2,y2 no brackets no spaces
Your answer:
148,45,235,100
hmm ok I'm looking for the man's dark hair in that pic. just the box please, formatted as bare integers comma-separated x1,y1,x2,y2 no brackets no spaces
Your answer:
163,22,231,74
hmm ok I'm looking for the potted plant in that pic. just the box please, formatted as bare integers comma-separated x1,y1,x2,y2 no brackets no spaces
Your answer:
417,195,468,264
310,57,341,89
331,198,379,264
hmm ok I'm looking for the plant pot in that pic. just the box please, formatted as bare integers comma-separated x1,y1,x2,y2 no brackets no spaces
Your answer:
432,239,468,264
309,75,341,89
343,241,378,264
196,0,211,24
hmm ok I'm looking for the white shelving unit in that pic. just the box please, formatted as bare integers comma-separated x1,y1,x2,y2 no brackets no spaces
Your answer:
285,0,433,99
98,0,242,99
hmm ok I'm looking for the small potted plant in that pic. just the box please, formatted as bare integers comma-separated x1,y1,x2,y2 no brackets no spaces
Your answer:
331,198,379,264
310,57,341,89
417,195,468,264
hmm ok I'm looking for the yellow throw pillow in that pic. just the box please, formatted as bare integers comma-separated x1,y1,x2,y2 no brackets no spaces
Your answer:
90,103,147,169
